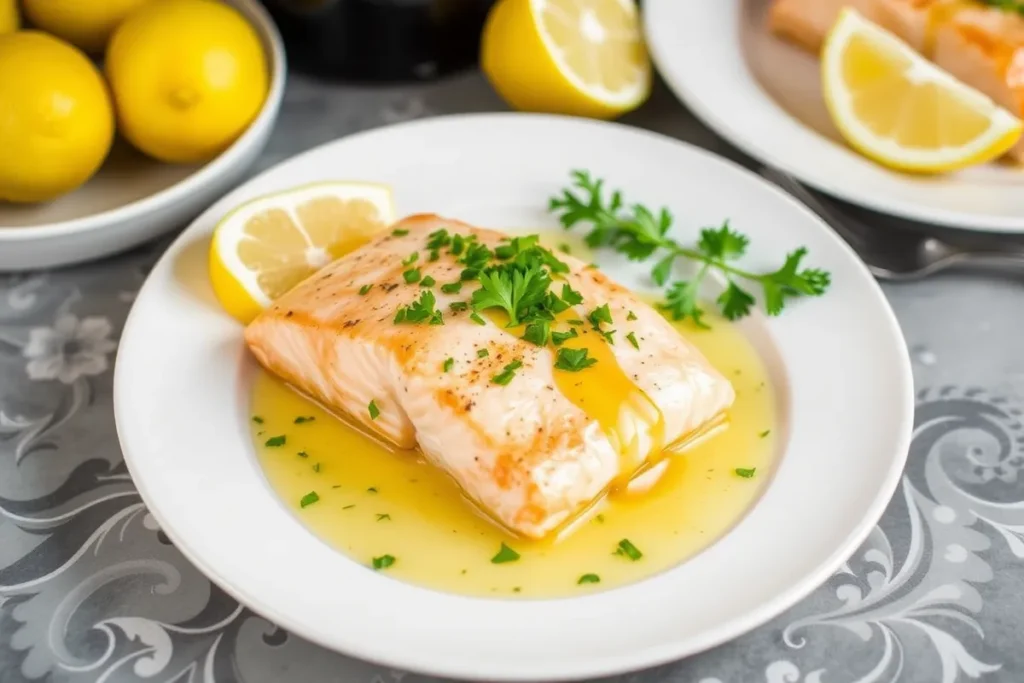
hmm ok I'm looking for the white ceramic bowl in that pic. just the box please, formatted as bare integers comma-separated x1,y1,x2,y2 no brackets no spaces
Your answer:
115,114,914,680
0,0,286,271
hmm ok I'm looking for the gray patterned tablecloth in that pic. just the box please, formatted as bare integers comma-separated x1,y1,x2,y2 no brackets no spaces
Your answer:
3,71,1024,683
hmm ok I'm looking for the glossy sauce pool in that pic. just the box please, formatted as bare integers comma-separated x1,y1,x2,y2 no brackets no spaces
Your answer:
249,228,776,598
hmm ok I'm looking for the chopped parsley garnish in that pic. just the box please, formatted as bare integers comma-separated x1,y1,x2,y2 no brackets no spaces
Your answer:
549,170,830,324
554,347,597,372
627,310,638,321
312,463,321,473
558,243,572,254
441,281,462,294
420,275,436,287
294,416,315,424
477,348,489,358
588,304,613,329
759,429,771,438
299,491,319,508
376,513,391,521
626,331,640,349
551,328,579,345
368,400,380,420
577,573,601,584
443,357,455,372
297,451,308,458
450,233,466,255
372,554,396,570
491,543,521,564
367,487,378,493
523,320,550,346
402,251,419,266
735,467,757,478
403,268,421,284
492,360,523,386
469,312,486,325
264,435,286,447
567,319,585,326
359,284,373,295
615,539,643,561
449,301,469,312
561,283,583,306
427,229,451,249
465,238,570,327
428,249,440,261
252,416,264,424
394,290,437,324
342,504,355,510
429,310,443,325
392,228,409,237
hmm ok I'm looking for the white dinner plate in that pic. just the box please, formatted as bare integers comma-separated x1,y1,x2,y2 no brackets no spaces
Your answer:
0,0,286,271
644,0,1024,233
114,113,913,680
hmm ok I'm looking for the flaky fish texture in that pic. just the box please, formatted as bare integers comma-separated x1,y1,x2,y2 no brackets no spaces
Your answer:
245,214,734,539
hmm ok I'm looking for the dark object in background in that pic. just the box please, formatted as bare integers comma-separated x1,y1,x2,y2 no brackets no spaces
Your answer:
261,0,498,82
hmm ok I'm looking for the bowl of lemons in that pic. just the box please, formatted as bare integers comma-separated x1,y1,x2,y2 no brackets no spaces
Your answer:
0,0,285,271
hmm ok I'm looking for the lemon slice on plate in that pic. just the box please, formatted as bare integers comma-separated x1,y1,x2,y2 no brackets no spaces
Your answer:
209,182,395,323
481,0,650,119
822,8,1022,173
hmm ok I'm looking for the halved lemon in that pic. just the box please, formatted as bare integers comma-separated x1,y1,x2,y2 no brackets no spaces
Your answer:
822,8,1022,173
209,182,395,323
481,0,650,119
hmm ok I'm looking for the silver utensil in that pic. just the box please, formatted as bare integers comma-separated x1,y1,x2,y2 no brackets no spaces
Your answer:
760,167,1024,281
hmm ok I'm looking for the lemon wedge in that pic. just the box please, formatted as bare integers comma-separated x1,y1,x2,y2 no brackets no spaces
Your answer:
821,8,1022,173
481,0,650,119
209,182,396,323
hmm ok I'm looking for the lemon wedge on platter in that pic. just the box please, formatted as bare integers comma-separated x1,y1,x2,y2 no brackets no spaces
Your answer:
822,8,1022,173
209,182,396,324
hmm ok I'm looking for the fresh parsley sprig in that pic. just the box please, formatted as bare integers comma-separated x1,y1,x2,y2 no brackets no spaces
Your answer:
548,170,831,326
981,0,1024,16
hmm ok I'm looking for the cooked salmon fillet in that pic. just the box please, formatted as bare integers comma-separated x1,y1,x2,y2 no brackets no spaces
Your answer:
244,214,735,539
769,0,1024,161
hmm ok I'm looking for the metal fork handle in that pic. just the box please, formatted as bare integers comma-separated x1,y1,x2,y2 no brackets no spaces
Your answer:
758,167,889,277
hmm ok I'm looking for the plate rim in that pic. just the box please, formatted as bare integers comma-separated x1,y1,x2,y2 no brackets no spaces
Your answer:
0,0,287,241
643,0,1024,233
114,112,915,680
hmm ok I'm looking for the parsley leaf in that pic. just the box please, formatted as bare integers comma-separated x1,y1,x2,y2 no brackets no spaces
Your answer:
443,357,454,372
615,539,643,560
394,290,437,324
491,543,520,564
358,284,372,295
372,554,396,570
548,171,831,320
492,360,523,386
626,331,640,349
299,491,319,508
403,268,421,284
577,573,601,584
368,400,380,420
523,320,550,346
264,435,286,447
551,328,579,346
420,275,436,287
441,281,462,294
554,347,597,372
735,467,757,478
560,283,584,305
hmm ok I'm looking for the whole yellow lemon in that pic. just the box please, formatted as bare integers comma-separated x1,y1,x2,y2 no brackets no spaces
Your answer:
0,0,19,35
106,0,268,164
0,31,115,204
21,0,153,53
